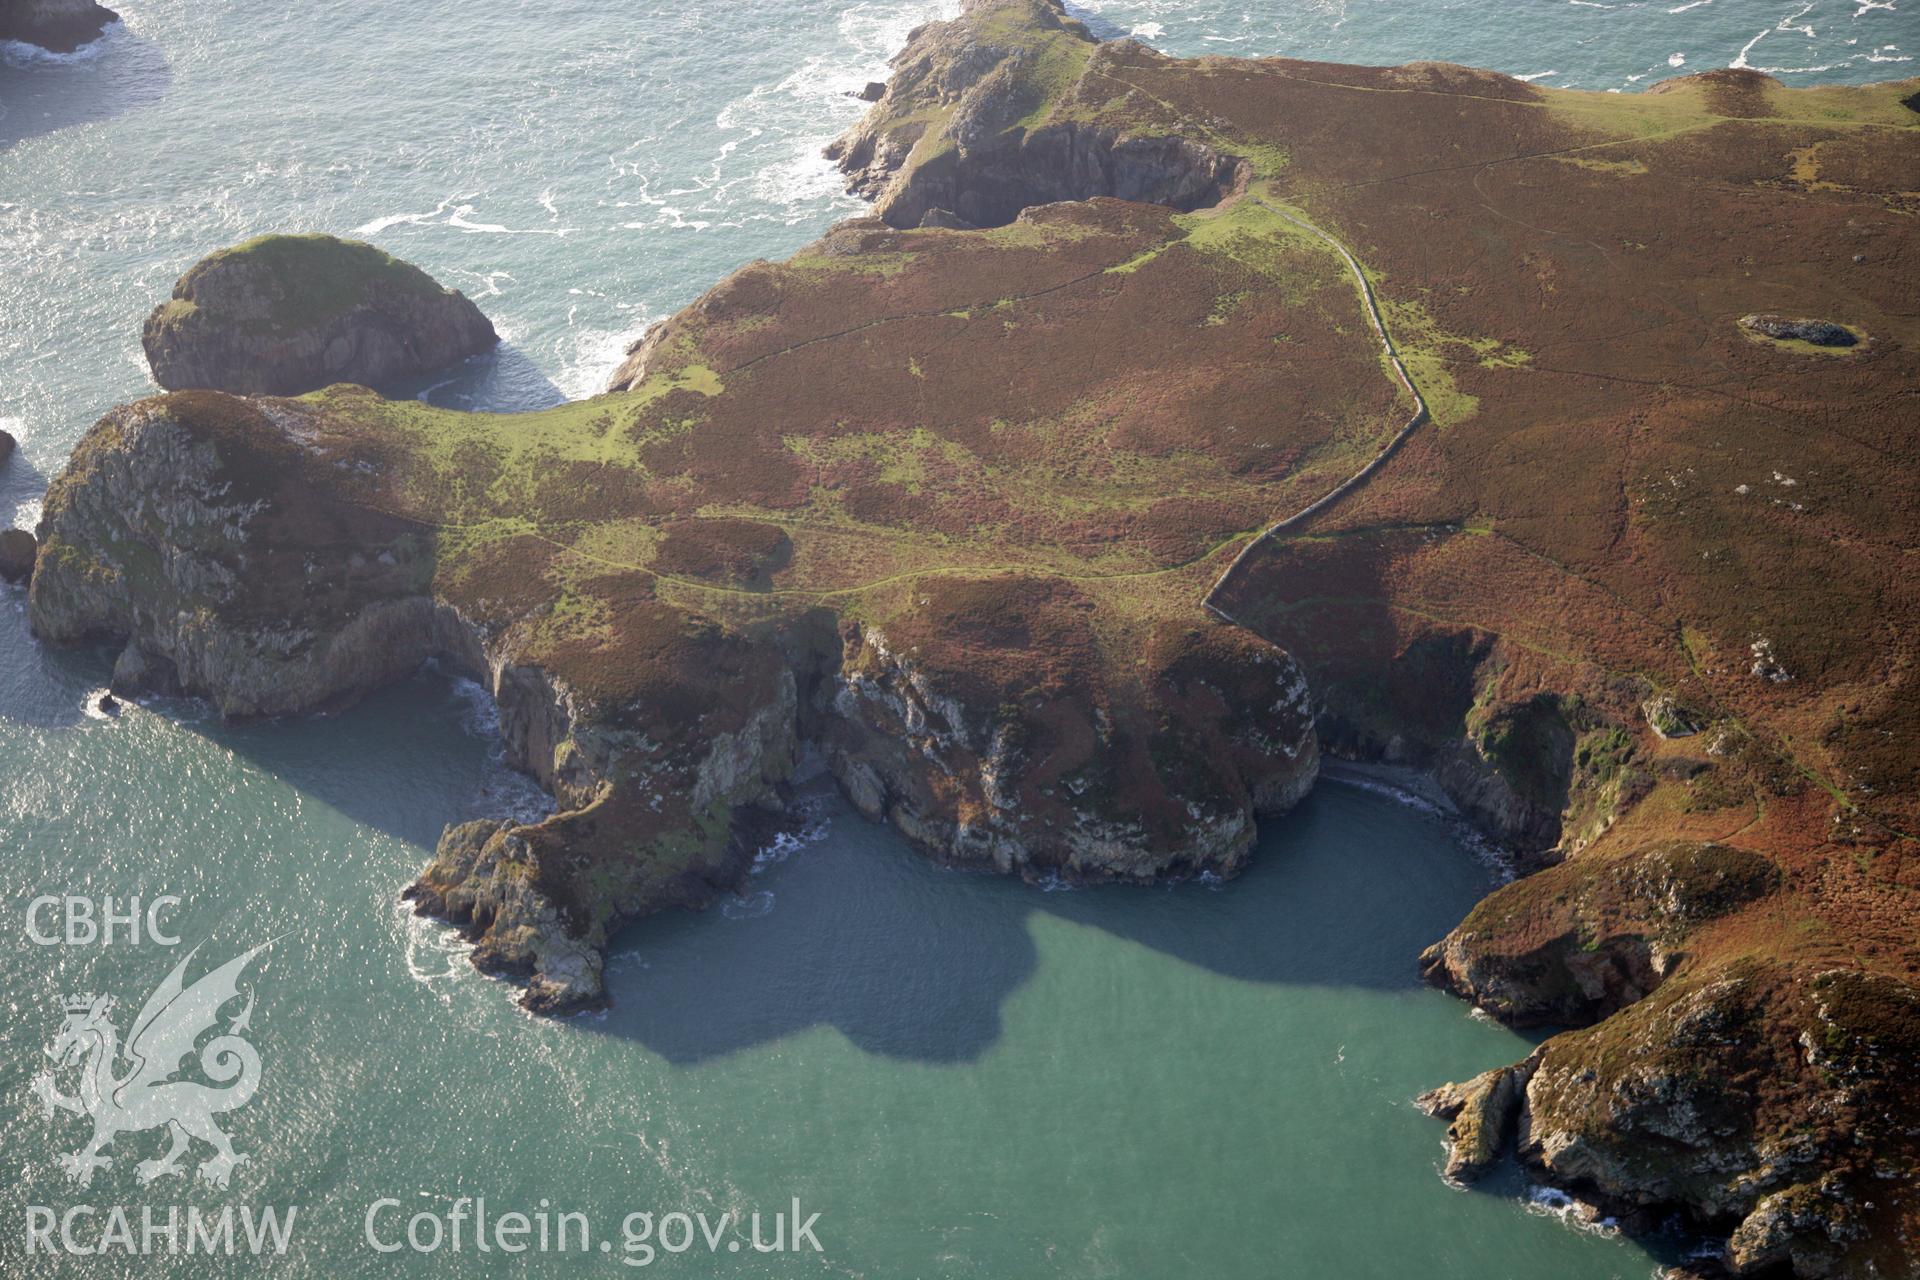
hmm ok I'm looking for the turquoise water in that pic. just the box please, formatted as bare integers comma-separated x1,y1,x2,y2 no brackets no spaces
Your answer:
1,0,1907,1274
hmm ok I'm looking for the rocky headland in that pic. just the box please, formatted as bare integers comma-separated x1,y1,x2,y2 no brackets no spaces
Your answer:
26,1,1920,1273
142,234,497,397
0,0,117,53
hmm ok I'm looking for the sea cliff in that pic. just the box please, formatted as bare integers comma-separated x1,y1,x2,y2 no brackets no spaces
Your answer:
26,1,1920,1272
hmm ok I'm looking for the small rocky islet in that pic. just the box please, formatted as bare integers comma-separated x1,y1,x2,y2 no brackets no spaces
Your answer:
141,233,498,397
23,1,1920,1274
0,0,118,53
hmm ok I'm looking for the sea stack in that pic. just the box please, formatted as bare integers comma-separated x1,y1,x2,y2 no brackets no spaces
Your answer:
0,529,36,585
0,0,118,52
142,234,497,397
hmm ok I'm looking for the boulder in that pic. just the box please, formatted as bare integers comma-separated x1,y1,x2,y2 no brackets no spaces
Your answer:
142,234,497,397
0,528,36,584
0,427,14,468
0,0,117,53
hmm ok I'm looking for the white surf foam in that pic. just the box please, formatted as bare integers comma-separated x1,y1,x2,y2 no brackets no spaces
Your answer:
720,890,777,919
0,23,119,66
1525,1186,1621,1236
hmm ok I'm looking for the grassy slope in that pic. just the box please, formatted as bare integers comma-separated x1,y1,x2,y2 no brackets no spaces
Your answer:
170,233,450,330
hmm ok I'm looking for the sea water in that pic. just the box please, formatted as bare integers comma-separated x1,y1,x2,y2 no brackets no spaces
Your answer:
1,1,1907,1274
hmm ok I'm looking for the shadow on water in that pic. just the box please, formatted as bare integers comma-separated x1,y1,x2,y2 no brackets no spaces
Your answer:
0,25,171,153
5,632,1500,1067
585,777,1502,1066
185,672,545,850
394,342,569,413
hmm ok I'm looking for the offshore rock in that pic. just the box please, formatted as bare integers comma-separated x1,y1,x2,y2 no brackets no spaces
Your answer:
142,234,496,397
0,528,35,584
0,0,117,52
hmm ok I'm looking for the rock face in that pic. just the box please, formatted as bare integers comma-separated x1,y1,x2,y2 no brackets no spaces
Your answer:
1416,1062,1532,1182
0,529,35,584
1420,840,1781,1025
1518,967,1917,1279
1421,845,1920,1276
0,0,117,52
825,0,1246,229
1739,313,1858,348
30,392,442,715
142,234,497,397
821,589,1318,881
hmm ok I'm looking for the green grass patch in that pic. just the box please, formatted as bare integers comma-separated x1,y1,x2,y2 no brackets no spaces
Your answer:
184,233,448,331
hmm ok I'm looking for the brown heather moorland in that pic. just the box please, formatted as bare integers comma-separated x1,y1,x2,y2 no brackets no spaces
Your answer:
26,1,1920,1272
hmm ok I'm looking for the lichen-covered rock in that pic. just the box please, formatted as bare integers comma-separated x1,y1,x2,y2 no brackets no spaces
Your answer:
1513,964,1919,1277
1644,692,1704,740
0,528,35,584
142,234,496,397
0,0,117,53
29,391,442,717
1727,1178,1860,1278
1417,1062,1532,1181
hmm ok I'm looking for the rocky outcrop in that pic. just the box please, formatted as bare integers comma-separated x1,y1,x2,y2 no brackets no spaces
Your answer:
403,633,803,1015
29,390,807,1012
142,234,496,397
1419,840,1780,1026
820,594,1318,882
1417,1062,1532,1182
0,428,15,468
854,119,1247,232
825,0,1246,229
604,321,671,395
1739,314,1859,348
0,0,117,53
0,529,35,584
1517,966,1917,1278
1418,844,1920,1275
30,392,442,716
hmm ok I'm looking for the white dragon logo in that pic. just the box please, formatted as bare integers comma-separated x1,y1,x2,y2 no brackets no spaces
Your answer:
30,941,269,1189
